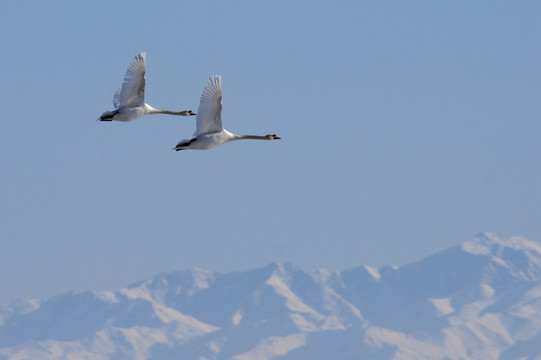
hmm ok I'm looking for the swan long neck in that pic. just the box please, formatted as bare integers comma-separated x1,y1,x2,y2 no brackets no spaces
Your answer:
153,109,192,116
146,105,191,116
234,134,272,140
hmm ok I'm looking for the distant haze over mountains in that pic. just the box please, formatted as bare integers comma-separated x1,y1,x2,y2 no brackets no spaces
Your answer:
1,233,541,359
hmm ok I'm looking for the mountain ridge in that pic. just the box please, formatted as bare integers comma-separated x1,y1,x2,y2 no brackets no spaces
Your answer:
1,232,540,359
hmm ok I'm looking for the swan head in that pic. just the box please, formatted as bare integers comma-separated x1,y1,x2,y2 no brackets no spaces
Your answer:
269,134,281,140
187,110,196,116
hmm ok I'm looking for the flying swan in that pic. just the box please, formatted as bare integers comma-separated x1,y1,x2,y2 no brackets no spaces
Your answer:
174,75,280,151
98,52,196,122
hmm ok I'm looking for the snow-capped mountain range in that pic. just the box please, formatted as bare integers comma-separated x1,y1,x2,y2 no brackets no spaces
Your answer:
1,233,541,360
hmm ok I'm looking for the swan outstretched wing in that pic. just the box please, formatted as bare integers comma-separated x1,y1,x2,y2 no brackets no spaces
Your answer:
117,52,146,108
195,75,223,136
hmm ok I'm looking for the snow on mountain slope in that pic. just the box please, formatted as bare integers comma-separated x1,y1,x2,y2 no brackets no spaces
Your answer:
0,233,540,360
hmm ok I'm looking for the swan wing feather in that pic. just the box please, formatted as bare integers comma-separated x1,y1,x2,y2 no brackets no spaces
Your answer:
118,52,146,108
112,88,121,109
195,75,223,136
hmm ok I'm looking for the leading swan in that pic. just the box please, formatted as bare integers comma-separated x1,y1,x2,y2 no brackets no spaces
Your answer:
98,52,196,122
174,75,280,151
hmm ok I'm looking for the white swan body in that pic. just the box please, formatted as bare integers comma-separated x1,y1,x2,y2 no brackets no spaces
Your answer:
174,75,280,151
98,52,196,122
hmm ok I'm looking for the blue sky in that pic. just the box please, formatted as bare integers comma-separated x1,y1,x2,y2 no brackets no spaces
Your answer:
1,1,539,301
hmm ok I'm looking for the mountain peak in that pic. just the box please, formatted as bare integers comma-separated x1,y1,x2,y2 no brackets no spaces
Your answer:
462,232,541,256
461,232,541,281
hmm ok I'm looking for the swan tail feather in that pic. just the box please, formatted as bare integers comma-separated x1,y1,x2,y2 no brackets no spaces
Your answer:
98,110,119,121
174,138,196,151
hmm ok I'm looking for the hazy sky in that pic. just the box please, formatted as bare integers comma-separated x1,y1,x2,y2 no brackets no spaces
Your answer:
1,1,539,301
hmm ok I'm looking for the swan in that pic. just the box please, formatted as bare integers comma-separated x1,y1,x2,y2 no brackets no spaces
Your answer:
98,52,196,122
174,75,280,151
